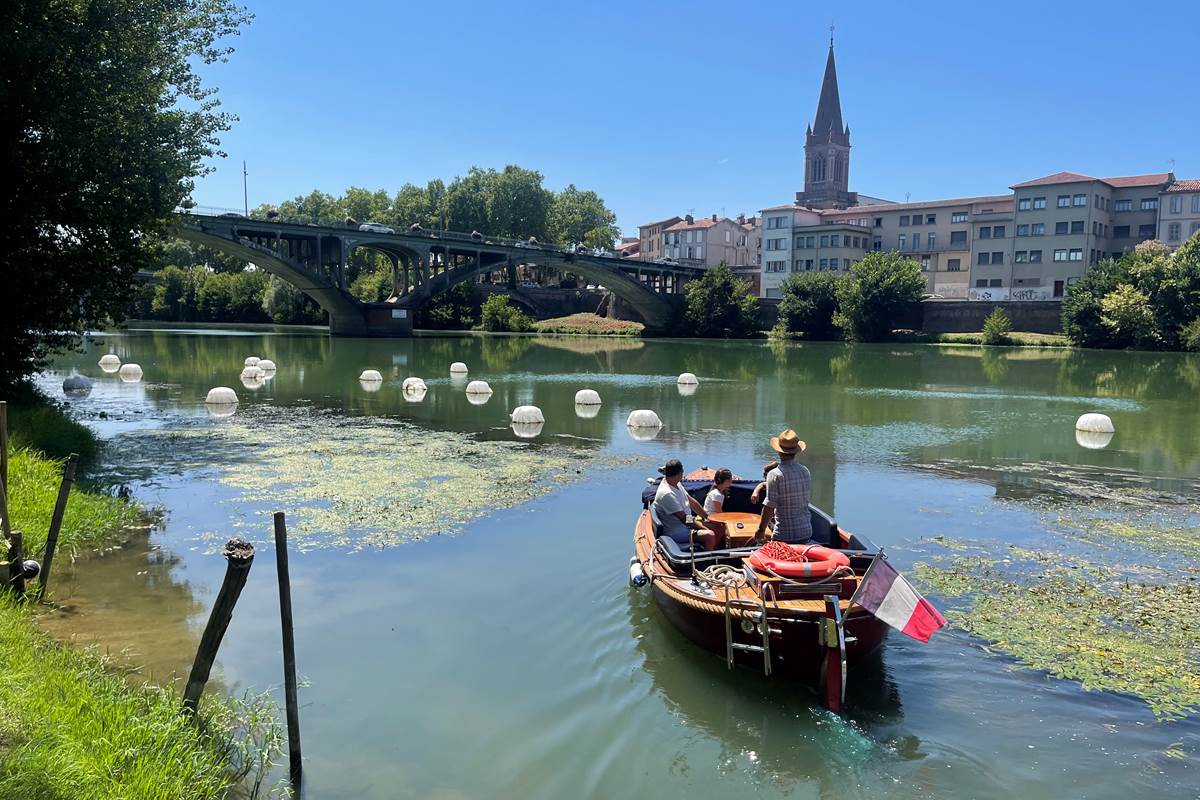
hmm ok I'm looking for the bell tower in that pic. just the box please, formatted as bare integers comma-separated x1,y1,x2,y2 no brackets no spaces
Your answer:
800,34,854,209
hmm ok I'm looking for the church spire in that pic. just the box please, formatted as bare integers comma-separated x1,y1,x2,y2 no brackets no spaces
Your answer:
811,39,845,143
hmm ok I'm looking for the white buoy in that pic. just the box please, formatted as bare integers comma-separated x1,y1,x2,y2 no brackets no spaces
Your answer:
1075,429,1114,450
467,392,491,406
677,372,699,385
574,389,601,406
62,375,92,396
240,373,264,390
205,387,238,405
677,382,698,397
403,384,428,403
244,356,261,367
627,425,662,442
118,363,143,382
574,402,600,420
626,409,662,428
466,380,492,395
450,362,469,374
256,359,277,372
360,369,383,382
98,354,121,372
402,377,427,394
1075,413,1114,434
511,405,545,424
240,365,264,380
359,378,382,393
511,421,544,439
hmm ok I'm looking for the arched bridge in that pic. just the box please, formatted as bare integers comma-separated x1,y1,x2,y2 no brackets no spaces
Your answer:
175,212,703,335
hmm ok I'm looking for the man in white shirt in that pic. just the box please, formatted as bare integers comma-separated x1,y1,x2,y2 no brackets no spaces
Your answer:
652,459,718,550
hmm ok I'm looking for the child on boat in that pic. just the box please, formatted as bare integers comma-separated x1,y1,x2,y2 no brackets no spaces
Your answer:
703,468,733,515
750,461,778,506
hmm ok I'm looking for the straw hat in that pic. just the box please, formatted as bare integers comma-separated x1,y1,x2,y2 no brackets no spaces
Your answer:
769,428,806,455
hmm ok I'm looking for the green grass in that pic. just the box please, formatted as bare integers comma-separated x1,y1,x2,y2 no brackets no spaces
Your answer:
886,329,1070,347
5,384,99,462
531,313,644,336
6,446,139,559
0,596,282,799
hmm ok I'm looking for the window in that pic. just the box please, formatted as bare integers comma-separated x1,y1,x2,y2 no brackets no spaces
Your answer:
927,214,937,224
725,230,731,243
1192,196,1200,214
898,234,906,249
820,235,829,247
1114,199,1132,212
1055,222,1068,235
1138,224,1156,239
1113,225,1129,238
975,279,987,288
830,235,841,247
819,258,829,270
795,236,805,249
1073,194,1087,206
697,230,704,242
1141,198,1158,211
950,230,967,246
912,233,921,250
768,216,786,229
1170,196,1183,214
872,238,882,251
979,226,992,239
1057,195,1071,208
1017,224,1030,236
977,252,990,265
992,251,1004,264
1033,197,1046,209
874,217,883,227
844,259,852,269
1029,250,1042,263
928,233,937,250
1018,198,1031,211
951,211,968,223
899,216,910,226
805,259,814,270
1053,280,1064,298
852,236,860,247
766,237,786,250
1053,249,1068,261
920,256,930,271
1069,248,1083,261
765,260,786,272
792,259,802,272
1032,223,1045,236
947,259,961,271
1168,222,1181,241
993,225,1006,238
1070,220,1084,234
686,246,694,259
696,246,703,259
989,279,1003,288
1015,250,1028,263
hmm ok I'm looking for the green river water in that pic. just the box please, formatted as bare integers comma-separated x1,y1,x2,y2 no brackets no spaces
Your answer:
39,328,1200,799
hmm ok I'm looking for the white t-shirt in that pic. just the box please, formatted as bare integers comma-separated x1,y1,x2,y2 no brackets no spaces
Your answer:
653,480,691,540
703,487,725,515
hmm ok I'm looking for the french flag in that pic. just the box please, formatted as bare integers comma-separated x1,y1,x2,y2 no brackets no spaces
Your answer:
852,555,947,643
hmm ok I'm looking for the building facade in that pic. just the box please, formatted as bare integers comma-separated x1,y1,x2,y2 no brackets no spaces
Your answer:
637,216,682,263
660,214,757,268
1160,180,1200,250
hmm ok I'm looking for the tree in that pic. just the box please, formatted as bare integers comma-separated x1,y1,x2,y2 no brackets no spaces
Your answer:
479,295,532,333
776,272,840,339
1099,284,1159,348
1,0,251,386
682,263,760,338
550,184,619,248
981,306,1013,345
417,283,479,330
488,166,552,241
262,276,326,325
833,252,926,342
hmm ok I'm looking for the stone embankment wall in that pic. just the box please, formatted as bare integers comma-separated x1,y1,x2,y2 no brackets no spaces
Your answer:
756,299,1063,335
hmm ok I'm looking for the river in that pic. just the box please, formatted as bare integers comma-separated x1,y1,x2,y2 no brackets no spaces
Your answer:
39,328,1200,799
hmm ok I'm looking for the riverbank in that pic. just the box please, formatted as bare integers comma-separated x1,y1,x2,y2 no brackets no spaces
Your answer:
1,390,280,798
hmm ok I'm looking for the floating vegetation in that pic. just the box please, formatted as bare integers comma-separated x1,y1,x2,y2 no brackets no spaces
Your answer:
915,533,1200,720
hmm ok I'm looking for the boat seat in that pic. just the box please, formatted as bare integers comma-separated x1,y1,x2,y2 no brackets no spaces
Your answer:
808,505,838,546
654,535,757,576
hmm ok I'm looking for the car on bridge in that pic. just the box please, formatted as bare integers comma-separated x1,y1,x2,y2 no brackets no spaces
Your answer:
591,248,614,258
359,222,395,234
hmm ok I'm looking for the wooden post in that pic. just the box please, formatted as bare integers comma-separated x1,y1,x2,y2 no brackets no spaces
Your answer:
6,530,25,597
37,453,79,600
0,473,10,544
273,512,303,786
0,400,10,540
820,595,846,713
183,538,255,714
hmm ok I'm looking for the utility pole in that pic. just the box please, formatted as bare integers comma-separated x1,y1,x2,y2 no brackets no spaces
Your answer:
243,160,249,216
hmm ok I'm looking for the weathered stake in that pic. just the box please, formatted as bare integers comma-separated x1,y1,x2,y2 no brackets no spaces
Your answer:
0,401,10,540
38,453,79,600
183,538,255,714
273,512,303,787
7,530,25,597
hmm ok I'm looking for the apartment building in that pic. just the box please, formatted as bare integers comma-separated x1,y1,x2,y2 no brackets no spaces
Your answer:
1160,180,1200,249
637,216,682,263
660,214,757,268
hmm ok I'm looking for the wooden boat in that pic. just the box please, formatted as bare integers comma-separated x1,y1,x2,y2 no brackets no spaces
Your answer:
631,468,888,709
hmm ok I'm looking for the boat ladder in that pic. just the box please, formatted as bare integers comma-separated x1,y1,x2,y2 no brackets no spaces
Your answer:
722,588,778,676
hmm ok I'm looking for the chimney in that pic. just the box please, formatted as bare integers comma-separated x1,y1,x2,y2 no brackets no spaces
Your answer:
736,213,746,224
711,213,717,222
685,214,694,224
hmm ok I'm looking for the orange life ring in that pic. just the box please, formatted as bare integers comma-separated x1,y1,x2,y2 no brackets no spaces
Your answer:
749,541,851,579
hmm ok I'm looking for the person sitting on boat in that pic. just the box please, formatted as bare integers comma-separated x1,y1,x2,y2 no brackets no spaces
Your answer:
749,460,778,506
703,468,733,515
653,459,720,551
754,430,812,545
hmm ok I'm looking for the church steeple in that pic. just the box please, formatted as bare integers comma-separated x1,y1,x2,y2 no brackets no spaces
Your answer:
800,36,854,209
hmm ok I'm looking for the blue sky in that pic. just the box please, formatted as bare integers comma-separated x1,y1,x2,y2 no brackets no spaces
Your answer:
193,0,1200,235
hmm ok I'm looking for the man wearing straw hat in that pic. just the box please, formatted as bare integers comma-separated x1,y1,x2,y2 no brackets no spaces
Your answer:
754,429,812,544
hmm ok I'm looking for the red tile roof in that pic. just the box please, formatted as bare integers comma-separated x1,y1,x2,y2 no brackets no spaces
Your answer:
665,218,720,231
1102,173,1173,188
823,194,1011,214
1011,171,1097,188
1164,179,1200,193
638,216,682,230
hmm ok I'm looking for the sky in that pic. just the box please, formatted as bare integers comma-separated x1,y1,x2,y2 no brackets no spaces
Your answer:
192,0,1200,235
